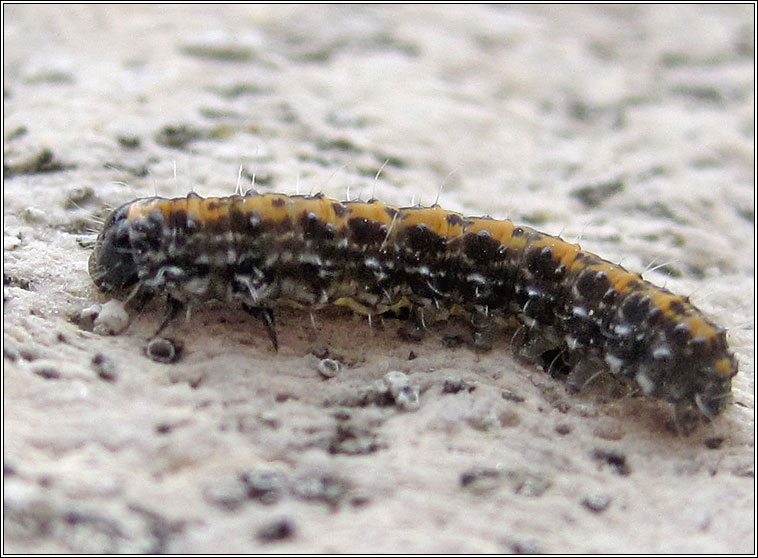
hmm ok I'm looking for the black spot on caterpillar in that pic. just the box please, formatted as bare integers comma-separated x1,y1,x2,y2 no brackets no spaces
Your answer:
88,191,738,424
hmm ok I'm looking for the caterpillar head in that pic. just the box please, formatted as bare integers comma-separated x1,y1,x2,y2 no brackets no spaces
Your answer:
88,202,139,292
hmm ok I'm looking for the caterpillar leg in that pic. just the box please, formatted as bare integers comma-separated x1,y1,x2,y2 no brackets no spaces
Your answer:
242,304,279,352
152,296,183,339
396,304,428,343
469,310,497,353
139,296,185,364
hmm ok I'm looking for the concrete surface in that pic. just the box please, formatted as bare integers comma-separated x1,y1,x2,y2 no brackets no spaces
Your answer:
3,5,754,553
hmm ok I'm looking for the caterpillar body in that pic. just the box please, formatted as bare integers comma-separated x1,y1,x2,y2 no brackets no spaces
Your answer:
89,191,738,421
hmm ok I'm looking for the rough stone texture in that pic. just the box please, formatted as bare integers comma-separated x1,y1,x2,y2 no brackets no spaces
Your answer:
3,5,754,553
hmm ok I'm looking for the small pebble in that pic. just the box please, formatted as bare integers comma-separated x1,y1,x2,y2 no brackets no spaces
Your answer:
144,337,182,363
593,422,624,441
502,468,551,497
91,353,117,382
591,449,631,476
203,474,249,511
242,470,286,505
349,493,371,507
291,472,347,507
501,389,525,403
441,378,476,394
582,494,611,513
510,538,544,554
704,437,725,450
460,468,501,494
383,371,420,411
555,423,572,436
64,185,94,208
4,234,22,251
20,207,46,223
316,358,341,378
92,300,129,336
256,517,295,542
31,365,61,380
76,304,101,331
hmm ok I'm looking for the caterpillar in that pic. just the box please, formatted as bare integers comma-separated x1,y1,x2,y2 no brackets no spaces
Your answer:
88,191,738,422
